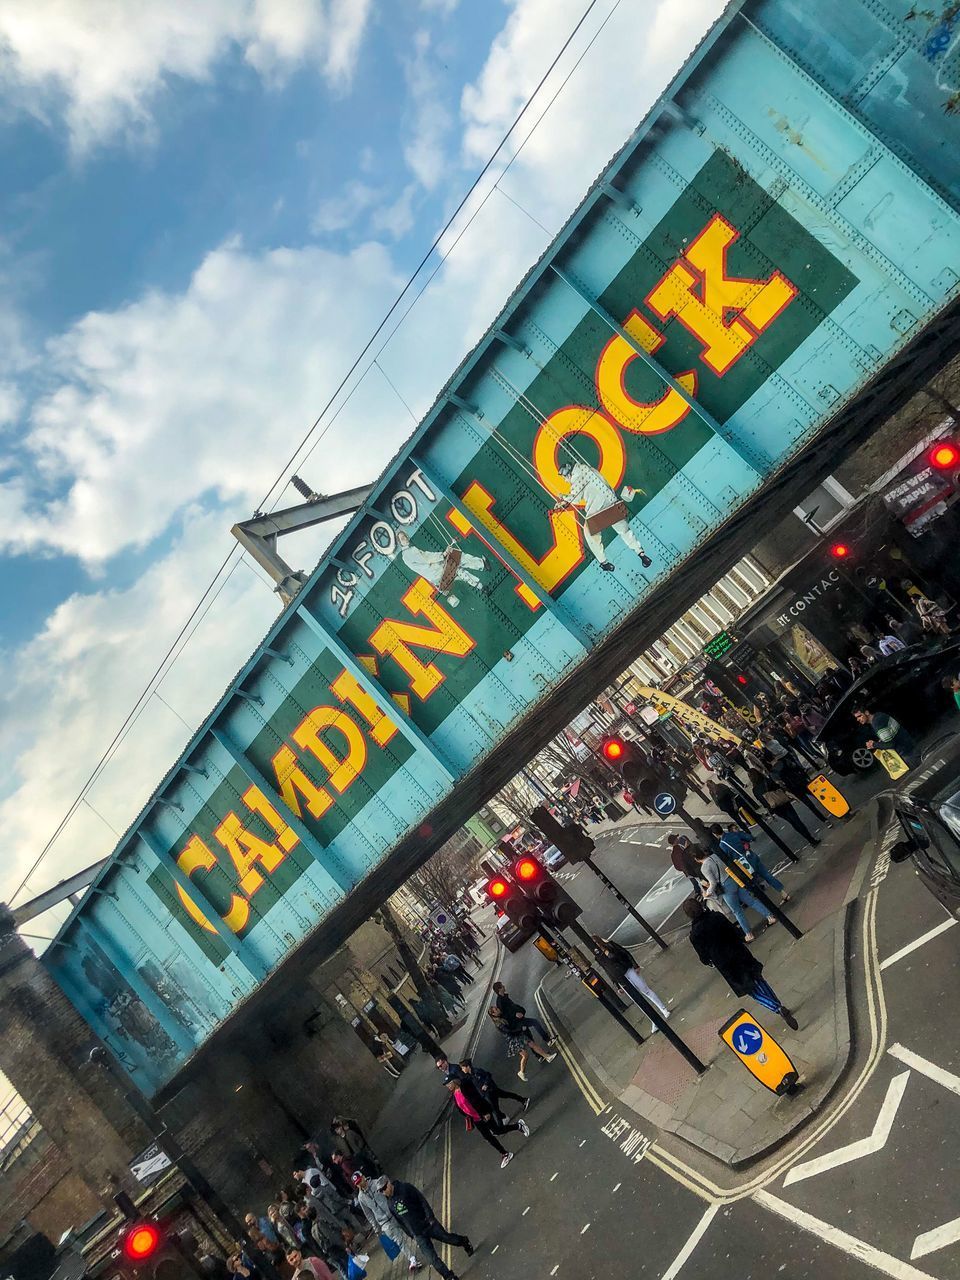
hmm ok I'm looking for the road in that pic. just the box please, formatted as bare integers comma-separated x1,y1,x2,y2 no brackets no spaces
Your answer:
406,764,960,1280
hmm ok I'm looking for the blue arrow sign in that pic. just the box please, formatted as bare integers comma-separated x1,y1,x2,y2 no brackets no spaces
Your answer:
732,1022,764,1056
654,792,676,816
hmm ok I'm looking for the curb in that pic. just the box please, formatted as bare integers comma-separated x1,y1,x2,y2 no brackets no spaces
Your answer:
539,799,888,1169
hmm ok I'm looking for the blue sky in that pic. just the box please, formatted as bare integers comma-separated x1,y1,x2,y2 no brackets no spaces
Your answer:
0,0,725,911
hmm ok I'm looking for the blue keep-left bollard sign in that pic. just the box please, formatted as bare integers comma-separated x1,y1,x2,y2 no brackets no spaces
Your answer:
654,792,677,816
732,1022,764,1055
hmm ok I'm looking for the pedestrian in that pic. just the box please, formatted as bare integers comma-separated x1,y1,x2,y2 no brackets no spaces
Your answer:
331,1117,379,1173
442,951,474,985
431,965,466,1008
704,780,751,834
708,825,791,901
488,1006,556,1081
350,1173,422,1273
666,832,704,897
492,981,556,1045
853,705,917,765
285,1248,336,1280
915,592,950,634
770,754,832,825
592,935,672,1033
266,1204,300,1254
384,1177,474,1280
459,1056,527,1122
747,767,821,847
434,1054,463,1083
877,632,907,656
859,643,882,665
445,1077,529,1169
693,847,777,943
683,898,798,1029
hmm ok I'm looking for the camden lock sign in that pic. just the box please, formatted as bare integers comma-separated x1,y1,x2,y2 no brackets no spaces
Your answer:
774,568,841,631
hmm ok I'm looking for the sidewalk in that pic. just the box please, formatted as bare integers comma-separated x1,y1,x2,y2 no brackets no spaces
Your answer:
539,799,880,1167
366,915,503,1169
587,783,727,840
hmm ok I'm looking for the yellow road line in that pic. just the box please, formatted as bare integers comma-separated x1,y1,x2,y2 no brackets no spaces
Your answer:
535,985,605,1114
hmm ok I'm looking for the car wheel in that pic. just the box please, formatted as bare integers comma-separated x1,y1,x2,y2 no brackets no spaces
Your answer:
852,746,875,771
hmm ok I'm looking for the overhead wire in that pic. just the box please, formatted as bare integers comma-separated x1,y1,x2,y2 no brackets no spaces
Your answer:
8,0,621,905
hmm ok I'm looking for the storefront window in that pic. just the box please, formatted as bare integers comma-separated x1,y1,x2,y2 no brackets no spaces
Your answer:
778,623,840,682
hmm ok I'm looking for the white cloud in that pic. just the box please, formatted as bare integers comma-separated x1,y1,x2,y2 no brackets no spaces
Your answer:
311,180,382,233
0,236,406,564
0,0,373,150
402,29,453,191
371,182,418,239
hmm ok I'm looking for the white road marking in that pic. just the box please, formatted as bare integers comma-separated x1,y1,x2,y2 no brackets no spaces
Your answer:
660,1204,719,1279
888,1044,960,1097
550,1171,558,1182
491,1245,499,1255
755,1191,937,1279
579,1139,587,1147
612,1182,621,1193
522,1206,530,1216
580,1223,591,1235
782,1071,909,1186
550,1266,559,1275
879,918,957,970
911,1214,960,1260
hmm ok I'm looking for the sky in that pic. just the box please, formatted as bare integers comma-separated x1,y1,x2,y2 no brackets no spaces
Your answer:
0,0,728,929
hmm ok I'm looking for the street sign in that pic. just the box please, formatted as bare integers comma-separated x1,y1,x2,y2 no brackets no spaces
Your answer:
129,1141,173,1187
719,1009,799,1095
654,792,677,816
703,631,735,659
807,774,850,817
429,907,454,932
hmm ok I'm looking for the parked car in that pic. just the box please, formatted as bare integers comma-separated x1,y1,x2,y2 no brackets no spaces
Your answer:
889,742,960,917
813,636,960,773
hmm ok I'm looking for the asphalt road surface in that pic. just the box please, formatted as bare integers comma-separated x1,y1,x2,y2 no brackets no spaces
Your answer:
418,760,960,1280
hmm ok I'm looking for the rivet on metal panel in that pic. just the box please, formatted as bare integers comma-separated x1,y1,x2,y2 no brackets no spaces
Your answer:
891,310,917,335
235,688,265,707
817,385,839,403
932,267,959,293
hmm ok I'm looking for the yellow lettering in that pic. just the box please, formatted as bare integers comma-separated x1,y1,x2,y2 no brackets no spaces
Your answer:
533,404,626,497
595,309,697,434
241,784,299,852
457,482,583,610
293,706,367,793
369,578,474,700
214,811,286,899
175,834,249,935
331,669,398,747
271,744,333,821
647,214,797,376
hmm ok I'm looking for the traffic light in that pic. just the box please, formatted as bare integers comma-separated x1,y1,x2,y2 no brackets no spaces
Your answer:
601,736,626,763
530,805,595,865
122,1224,162,1265
510,855,581,928
929,439,960,470
829,542,850,559
483,871,539,952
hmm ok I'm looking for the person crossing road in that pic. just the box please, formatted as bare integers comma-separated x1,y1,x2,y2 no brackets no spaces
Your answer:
350,1173,422,1273
384,1176,474,1280
459,1057,527,1124
445,1076,530,1169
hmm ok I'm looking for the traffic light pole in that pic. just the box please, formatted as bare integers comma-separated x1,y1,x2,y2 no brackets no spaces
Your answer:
717,769,799,863
582,856,669,951
564,919,708,1077
536,923,648,1052
673,801,804,942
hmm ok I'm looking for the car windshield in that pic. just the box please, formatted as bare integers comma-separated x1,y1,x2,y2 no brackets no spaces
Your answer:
937,788,960,842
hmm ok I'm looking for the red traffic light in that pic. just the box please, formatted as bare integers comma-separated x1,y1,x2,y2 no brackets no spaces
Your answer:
486,877,510,900
515,856,539,882
736,674,748,685
123,1224,161,1262
930,441,960,470
830,542,850,559
602,737,625,762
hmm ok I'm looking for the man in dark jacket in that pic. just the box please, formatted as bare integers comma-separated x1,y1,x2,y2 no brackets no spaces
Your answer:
385,1177,473,1280
459,1056,527,1122
683,898,798,1028
492,981,555,1045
